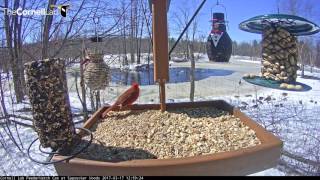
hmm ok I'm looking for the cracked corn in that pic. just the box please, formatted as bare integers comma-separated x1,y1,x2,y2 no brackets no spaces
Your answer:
79,107,261,161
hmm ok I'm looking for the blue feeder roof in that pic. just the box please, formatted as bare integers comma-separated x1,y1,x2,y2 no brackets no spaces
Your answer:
239,14,320,36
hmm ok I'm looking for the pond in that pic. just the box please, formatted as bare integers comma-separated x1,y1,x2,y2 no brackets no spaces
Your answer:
110,65,234,86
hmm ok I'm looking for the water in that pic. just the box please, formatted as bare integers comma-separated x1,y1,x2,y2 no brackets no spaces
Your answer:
110,66,234,86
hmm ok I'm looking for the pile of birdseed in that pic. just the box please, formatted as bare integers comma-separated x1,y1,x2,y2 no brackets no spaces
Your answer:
77,107,261,162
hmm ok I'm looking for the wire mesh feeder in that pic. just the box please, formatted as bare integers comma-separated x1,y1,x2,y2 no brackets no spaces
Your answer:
239,14,320,90
24,58,94,164
260,26,298,83
83,52,110,90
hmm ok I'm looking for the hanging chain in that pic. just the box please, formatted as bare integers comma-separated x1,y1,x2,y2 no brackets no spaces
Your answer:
93,17,100,44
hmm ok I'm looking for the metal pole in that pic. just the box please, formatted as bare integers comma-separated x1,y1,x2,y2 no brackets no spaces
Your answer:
168,0,207,58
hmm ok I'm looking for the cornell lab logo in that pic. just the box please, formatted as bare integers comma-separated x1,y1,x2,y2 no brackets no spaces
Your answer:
50,4,70,17
2,4,69,17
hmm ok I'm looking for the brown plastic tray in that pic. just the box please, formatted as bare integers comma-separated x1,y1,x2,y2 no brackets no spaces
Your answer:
53,100,282,176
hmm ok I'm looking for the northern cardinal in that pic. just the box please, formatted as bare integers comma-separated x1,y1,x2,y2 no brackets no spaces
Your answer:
101,82,140,118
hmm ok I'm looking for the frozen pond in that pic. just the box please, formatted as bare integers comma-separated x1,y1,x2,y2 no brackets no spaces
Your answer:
110,66,235,86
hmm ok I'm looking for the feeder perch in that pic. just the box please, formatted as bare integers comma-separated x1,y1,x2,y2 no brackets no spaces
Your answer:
83,52,110,90
239,14,320,89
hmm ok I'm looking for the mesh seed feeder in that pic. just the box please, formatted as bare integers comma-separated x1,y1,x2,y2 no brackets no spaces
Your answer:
25,59,92,164
239,14,320,91
83,51,110,90
83,17,110,91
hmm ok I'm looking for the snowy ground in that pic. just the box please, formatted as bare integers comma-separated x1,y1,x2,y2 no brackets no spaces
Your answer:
1,55,319,176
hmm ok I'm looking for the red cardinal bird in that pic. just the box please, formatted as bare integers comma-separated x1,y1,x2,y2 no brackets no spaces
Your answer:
101,82,140,118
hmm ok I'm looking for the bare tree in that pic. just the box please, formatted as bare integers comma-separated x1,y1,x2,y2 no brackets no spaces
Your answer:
42,0,57,59
120,0,128,66
3,0,27,102
279,0,318,76
316,40,320,68
189,17,198,102
172,0,201,101
129,0,137,64
0,71,8,116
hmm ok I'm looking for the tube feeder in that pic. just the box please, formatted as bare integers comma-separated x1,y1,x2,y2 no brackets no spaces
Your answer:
239,14,320,90
25,59,92,164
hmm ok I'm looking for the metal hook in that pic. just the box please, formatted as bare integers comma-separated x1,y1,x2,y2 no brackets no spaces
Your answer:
212,0,229,30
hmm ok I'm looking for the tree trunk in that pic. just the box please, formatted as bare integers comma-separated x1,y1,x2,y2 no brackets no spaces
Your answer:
90,90,95,111
95,91,101,109
4,0,25,103
42,0,57,59
189,41,195,102
130,0,136,64
80,45,88,121
137,10,144,65
0,72,8,116
316,41,320,68
122,1,128,66
15,0,26,96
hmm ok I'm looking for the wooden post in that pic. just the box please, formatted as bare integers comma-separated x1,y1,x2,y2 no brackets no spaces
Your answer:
159,79,166,112
151,0,169,112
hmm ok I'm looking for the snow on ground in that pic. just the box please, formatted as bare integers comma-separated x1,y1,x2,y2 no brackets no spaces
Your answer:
1,56,320,175
235,59,261,64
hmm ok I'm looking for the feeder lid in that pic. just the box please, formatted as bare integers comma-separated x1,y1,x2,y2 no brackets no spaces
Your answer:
239,14,320,36
211,13,226,22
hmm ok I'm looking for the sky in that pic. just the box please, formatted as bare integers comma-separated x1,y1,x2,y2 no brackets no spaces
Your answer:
167,0,319,42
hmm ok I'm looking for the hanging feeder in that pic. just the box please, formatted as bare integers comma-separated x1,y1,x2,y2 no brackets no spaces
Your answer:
206,1,232,62
25,59,93,164
83,52,110,90
52,0,282,176
239,14,320,90
83,16,110,91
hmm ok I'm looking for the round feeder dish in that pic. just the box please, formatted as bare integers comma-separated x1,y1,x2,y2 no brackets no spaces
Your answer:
239,14,320,36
